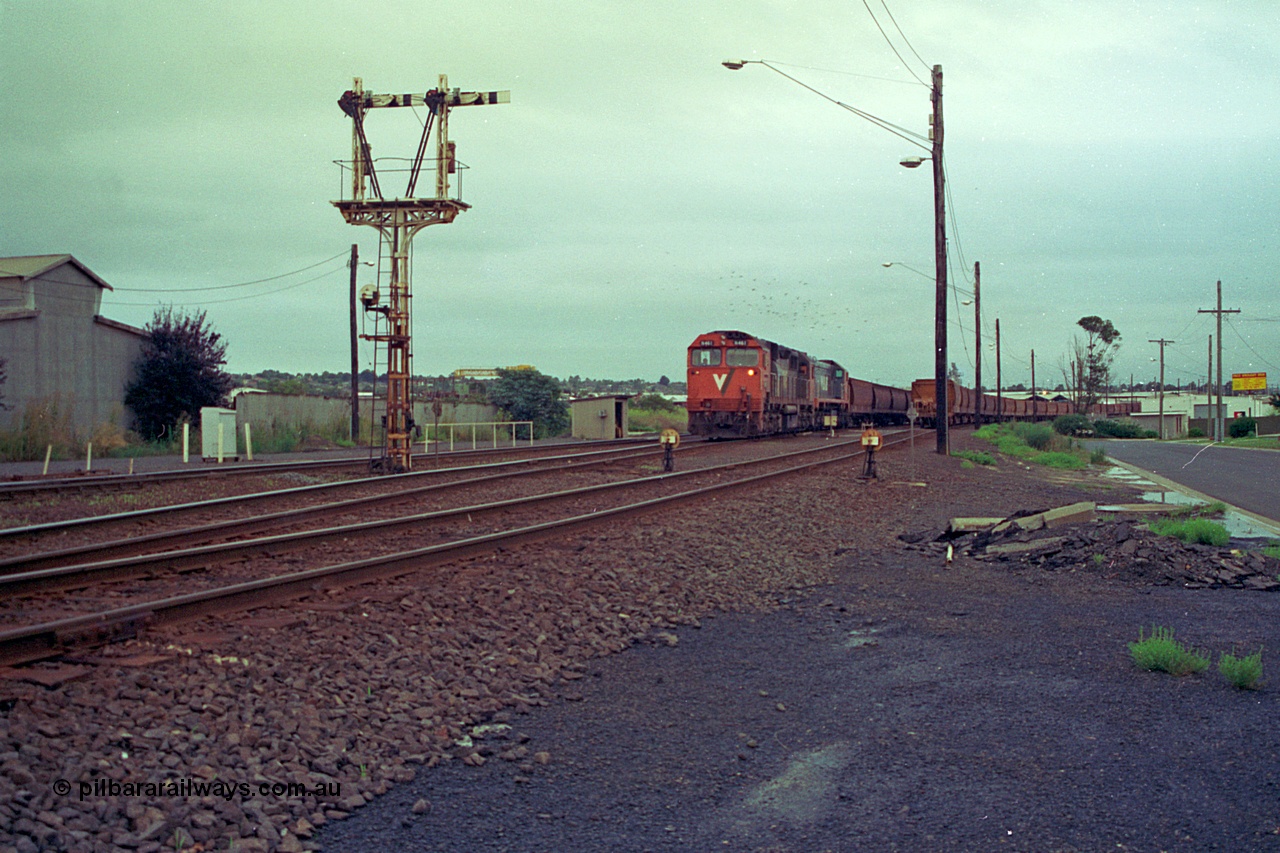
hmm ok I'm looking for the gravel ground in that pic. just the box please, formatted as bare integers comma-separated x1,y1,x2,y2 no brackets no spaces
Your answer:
3,432,1280,852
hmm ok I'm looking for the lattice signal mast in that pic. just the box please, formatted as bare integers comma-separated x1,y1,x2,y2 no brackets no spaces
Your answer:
333,75,509,472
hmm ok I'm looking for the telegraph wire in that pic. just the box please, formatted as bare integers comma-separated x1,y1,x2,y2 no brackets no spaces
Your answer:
111,252,349,293
1226,315,1280,372
25,265,348,310
765,60,920,86
754,61,931,151
859,0,929,87
879,0,932,73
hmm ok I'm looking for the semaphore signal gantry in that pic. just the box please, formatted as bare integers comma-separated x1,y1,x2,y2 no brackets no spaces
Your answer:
333,75,509,473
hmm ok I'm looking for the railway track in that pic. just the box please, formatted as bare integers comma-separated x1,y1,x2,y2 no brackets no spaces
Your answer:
0,431,911,666
0,441,698,553
0,436,663,498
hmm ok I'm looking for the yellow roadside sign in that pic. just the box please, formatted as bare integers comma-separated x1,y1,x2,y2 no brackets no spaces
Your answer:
1232,372,1266,392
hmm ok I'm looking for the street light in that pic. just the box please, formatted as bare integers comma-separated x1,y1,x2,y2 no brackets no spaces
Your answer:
882,261,932,280
724,58,949,454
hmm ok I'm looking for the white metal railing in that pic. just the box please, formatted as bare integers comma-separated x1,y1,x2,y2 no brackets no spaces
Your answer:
423,421,534,451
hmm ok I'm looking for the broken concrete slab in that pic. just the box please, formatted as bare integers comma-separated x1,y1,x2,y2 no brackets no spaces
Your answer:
947,517,1006,534
1097,503,1182,515
985,536,1067,556
992,501,1095,535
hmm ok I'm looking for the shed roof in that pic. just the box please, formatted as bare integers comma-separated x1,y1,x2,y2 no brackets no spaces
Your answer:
0,255,113,290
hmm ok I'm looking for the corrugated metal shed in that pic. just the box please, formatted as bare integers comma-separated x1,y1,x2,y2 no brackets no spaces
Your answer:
0,254,144,435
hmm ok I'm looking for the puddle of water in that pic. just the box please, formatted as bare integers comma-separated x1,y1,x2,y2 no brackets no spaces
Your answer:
741,742,853,822
843,627,880,649
1133,491,1279,540
1140,490,1202,507
1103,466,1157,487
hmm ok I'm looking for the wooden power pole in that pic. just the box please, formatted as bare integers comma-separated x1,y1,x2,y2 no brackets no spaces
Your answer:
1197,280,1240,442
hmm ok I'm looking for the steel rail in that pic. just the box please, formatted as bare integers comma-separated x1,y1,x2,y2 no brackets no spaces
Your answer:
0,435,907,666
0,443,672,543
0,443,682,574
0,436,663,497
0,436,873,595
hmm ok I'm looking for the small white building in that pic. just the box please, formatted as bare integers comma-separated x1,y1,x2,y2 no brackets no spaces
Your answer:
569,395,630,440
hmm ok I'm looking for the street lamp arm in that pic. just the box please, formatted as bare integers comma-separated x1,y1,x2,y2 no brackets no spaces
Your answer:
724,59,929,151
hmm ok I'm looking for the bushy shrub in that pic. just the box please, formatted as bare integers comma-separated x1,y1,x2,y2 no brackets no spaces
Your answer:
1218,649,1264,689
1052,413,1092,436
1129,626,1209,676
1187,426,1205,438
1228,417,1257,439
1012,422,1054,450
1093,419,1145,438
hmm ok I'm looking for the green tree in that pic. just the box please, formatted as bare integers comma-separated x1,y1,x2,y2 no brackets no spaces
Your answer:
1076,316,1121,410
633,393,677,412
487,368,569,438
125,307,233,440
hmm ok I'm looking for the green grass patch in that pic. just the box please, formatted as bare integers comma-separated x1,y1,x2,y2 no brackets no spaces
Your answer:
1032,451,1089,469
627,405,687,434
974,423,1093,468
953,450,995,466
1218,649,1264,690
1147,516,1231,547
1129,626,1210,676
1263,540,1280,560
1168,501,1226,519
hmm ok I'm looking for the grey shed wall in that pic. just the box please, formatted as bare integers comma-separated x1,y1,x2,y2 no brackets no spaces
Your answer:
0,255,145,434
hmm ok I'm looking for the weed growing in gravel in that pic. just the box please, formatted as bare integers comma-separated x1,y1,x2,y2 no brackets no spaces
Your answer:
953,450,995,466
1218,649,1264,689
1089,448,1108,465
1092,554,1106,565
1129,626,1210,676
974,423,1090,469
1264,540,1280,560
1170,501,1227,519
1147,517,1230,547
1033,451,1089,470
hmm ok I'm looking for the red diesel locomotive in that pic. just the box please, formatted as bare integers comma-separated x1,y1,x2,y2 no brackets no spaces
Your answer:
686,330,1140,439
686,331,909,438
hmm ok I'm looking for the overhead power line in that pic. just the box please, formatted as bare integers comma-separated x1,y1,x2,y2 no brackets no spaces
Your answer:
859,0,929,87
112,252,349,292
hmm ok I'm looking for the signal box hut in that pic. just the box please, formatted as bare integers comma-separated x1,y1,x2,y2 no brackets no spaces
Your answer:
570,395,630,440
0,255,145,434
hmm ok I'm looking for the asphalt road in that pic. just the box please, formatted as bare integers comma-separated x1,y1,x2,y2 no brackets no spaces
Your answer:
1090,440,1280,526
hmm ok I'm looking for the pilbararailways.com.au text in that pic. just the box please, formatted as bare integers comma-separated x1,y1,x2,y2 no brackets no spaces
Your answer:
53,777,341,802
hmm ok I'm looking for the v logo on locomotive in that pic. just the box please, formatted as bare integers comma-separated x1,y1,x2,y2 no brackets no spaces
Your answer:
712,371,734,394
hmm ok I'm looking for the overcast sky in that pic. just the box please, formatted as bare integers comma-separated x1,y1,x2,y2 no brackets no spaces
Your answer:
3,1,1276,390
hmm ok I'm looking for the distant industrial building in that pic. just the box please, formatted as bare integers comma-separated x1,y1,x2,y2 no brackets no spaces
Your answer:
0,254,145,433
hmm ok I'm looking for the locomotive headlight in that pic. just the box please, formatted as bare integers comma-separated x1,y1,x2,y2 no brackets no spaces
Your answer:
748,369,756,376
